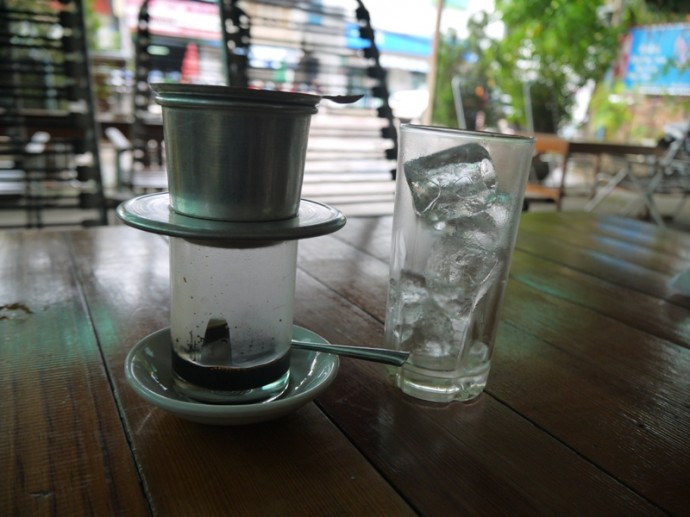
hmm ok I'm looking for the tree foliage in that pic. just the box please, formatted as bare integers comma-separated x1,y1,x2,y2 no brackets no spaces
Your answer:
482,0,622,131
432,26,504,130
432,0,690,133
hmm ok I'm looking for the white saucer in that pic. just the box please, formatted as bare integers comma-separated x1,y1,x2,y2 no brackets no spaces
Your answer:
124,326,339,425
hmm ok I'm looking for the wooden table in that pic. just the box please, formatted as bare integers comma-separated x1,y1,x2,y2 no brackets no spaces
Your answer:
567,141,667,225
525,133,665,216
2,212,689,515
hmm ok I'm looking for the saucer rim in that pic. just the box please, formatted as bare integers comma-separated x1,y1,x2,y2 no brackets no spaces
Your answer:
124,326,339,424
116,193,346,241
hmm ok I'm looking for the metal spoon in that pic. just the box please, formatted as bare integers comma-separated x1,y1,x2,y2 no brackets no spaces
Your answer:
321,94,364,104
291,340,409,366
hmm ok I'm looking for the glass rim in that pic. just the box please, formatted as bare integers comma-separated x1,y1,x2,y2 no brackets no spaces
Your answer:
401,123,535,145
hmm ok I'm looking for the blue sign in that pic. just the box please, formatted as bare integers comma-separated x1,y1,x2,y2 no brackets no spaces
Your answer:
345,23,432,57
624,24,690,95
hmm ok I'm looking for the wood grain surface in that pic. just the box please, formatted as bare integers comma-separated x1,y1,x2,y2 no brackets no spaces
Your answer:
2,212,688,516
0,231,149,516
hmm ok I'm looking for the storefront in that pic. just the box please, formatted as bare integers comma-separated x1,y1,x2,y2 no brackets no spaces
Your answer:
123,0,225,84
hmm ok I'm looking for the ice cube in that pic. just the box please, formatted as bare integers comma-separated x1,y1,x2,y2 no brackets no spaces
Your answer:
407,142,491,172
403,307,456,364
485,195,511,228
444,192,507,231
387,270,429,343
424,234,499,293
467,341,490,364
404,143,497,224
430,283,474,317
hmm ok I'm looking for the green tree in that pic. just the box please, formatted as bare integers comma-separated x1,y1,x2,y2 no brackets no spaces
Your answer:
434,0,690,133
431,19,505,130
485,0,623,132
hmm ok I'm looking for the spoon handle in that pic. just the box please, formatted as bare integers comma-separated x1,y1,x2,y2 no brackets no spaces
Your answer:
292,340,409,366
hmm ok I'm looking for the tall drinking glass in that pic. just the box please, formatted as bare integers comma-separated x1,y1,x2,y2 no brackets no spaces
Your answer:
384,125,534,403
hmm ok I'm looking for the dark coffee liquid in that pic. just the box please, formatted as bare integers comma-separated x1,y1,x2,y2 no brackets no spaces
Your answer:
172,348,291,391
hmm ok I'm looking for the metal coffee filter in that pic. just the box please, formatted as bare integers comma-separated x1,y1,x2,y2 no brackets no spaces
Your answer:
152,83,320,222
